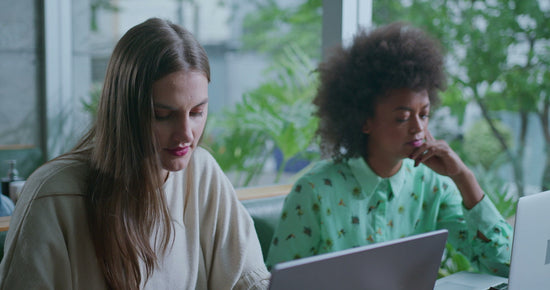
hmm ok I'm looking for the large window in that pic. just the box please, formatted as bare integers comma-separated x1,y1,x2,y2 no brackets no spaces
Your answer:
2,0,548,198
78,0,326,188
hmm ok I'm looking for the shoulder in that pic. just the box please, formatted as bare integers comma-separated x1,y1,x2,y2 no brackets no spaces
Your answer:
183,147,242,216
185,146,232,194
22,156,89,202
6,156,90,246
186,147,228,186
188,146,220,173
302,158,349,180
191,146,215,162
291,159,352,193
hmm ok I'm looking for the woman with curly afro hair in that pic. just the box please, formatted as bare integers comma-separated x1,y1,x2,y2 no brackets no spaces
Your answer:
267,22,512,277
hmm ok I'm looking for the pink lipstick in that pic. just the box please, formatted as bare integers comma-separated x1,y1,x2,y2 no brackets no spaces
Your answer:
166,146,189,157
408,139,424,148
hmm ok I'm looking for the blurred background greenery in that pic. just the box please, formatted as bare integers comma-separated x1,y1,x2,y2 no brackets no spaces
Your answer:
205,0,550,196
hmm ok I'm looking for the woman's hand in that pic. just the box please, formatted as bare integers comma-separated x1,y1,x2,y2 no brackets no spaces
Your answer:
409,129,484,209
409,129,466,177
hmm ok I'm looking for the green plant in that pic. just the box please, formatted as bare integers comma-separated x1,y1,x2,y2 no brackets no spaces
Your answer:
471,163,518,220
90,0,120,31
240,0,322,61
201,0,323,188
439,243,474,278
463,119,513,170
204,45,319,186
204,120,271,187
81,82,102,117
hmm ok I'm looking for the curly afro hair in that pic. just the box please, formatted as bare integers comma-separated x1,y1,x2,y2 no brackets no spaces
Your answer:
313,22,447,161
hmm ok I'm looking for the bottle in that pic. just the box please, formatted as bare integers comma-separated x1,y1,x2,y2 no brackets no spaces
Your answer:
1,160,24,198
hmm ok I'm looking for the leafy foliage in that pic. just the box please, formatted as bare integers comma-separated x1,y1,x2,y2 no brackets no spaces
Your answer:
240,0,322,60
439,84,470,125
81,83,102,118
463,119,513,169
90,0,120,31
472,164,518,220
439,243,474,278
204,120,271,187
204,45,319,186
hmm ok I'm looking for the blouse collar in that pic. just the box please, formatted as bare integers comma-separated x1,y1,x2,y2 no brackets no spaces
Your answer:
348,157,411,198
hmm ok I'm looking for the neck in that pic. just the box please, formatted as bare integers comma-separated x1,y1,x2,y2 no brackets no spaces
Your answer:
364,153,402,178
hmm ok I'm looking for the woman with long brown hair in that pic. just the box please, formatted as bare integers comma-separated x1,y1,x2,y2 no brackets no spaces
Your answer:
0,18,269,289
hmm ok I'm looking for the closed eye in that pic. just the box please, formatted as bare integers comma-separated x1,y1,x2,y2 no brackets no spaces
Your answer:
190,110,204,117
190,103,207,118
395,112,411,122
154,109,172,120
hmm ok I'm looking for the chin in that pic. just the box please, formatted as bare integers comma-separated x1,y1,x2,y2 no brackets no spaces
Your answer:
162,159,189,172
164,165,187,172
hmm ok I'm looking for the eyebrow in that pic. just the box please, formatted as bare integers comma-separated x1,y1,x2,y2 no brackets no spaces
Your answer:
153,98,209,110
392,103,430,112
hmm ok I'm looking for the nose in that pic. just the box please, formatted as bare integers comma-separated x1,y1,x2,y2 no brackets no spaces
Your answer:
174,116,193,144
409,115,425,134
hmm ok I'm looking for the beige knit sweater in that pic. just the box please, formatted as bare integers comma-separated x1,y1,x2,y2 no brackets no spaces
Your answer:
0,147,269,289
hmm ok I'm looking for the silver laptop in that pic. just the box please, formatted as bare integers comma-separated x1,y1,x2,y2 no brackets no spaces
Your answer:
435,190,550,290
269,229,448,290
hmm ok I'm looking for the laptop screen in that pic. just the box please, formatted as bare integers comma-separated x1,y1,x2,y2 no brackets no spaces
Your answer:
508,190,550,289
269,229,448,290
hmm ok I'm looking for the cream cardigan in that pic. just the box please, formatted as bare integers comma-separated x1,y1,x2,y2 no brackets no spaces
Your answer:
0,147,269,289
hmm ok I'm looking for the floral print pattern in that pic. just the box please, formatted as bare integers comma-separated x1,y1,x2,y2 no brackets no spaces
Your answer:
266,158,512,277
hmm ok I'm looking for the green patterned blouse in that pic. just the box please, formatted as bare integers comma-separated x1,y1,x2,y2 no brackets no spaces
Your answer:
266,157,512,277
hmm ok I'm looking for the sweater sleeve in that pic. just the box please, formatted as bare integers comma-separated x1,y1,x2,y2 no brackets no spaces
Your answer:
193,148,270,290
0,197,73,290
0,160,103,290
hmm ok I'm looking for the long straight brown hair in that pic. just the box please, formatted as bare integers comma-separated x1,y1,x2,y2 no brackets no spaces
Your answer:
73,18,210,289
